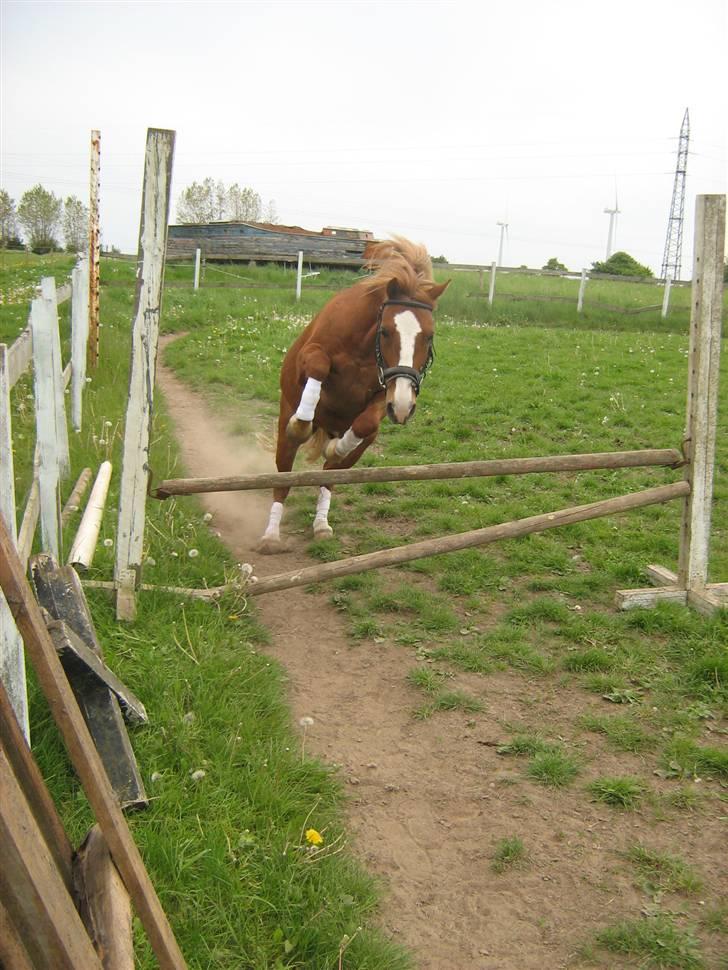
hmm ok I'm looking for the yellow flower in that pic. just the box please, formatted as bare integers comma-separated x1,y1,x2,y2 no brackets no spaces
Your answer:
305,828,324,846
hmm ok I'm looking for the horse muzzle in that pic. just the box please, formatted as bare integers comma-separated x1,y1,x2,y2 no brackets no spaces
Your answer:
386,373,419,425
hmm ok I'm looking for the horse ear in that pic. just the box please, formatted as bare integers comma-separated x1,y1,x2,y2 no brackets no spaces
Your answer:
424,279,451,304
386,278,403,300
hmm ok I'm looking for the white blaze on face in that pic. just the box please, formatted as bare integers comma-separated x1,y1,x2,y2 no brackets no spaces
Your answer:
391,309,421,419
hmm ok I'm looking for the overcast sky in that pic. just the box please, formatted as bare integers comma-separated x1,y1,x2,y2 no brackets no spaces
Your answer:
1,0,726,275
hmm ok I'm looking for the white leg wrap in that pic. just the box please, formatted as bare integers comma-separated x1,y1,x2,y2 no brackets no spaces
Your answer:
313,487,332,536
295,378,322,421
262,501,284,541
335,427,363,458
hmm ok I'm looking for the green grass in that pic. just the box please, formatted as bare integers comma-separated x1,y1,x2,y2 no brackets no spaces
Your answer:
626,844,703,895
594,915,704,968
491,836,527,873
7,253,727,968
587,776,647,809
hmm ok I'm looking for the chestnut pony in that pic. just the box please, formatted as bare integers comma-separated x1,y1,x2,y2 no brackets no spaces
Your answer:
259,237,449,552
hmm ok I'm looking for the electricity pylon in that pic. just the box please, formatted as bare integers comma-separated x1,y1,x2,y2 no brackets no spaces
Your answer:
661,108,690,281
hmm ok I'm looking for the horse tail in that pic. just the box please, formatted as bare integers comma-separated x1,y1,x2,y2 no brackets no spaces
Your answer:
303,428,330,464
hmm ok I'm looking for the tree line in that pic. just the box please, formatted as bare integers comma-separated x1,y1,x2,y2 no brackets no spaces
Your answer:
1,186,89,253
175,178,278,225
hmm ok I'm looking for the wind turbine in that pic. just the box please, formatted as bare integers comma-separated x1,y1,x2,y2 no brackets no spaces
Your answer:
604,190,620,259
496,221,509,267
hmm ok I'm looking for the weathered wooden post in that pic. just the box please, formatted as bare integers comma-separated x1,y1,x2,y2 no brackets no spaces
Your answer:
661,273,673,319
488,261,496,307
616,194,726,614
114,129,175,621
71,256,90,431
296,250,303,300
88,129,101,369
31,279,70,561
577,268,588,313
678,194,725,604
193,247,201,290
0,345,30,741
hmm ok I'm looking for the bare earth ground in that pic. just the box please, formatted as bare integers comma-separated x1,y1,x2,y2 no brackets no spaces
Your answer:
156,345,726,970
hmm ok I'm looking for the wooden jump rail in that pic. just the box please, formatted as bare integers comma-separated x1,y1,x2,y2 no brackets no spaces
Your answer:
149,448,684,499
245,481,690,597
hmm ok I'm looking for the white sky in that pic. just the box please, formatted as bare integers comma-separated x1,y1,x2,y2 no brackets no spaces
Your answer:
1,0,726,275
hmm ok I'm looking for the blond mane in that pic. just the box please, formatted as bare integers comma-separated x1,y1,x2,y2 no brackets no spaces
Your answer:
359,235,435,301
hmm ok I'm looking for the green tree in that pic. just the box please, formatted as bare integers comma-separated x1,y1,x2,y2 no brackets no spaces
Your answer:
591,251,653,278
0,189,20,247
62,195,89,252
17,184,62,252
543,257,567,271
176,179,277,224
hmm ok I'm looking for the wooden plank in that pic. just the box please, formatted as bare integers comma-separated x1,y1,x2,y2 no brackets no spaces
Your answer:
0,899,34,970
645,564,679,586
47,619,148,725
0,746,104,970
248,481,690,597
0,516,187,969
0,677,73,892
0,343,30,739
74,825,135,970
115,128,175,621
31,291,63,559
17,476,40,570
30,555,148,809
678,194,725,592
615,587,688,610
151,447,683,499
89,130,101,369
40,276,71,478
71,257,89,430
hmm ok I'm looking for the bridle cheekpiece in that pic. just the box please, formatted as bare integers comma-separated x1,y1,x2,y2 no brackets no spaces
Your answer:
374,298,435,394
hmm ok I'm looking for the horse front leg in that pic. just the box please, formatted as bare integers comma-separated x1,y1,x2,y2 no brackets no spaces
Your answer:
314,396,385,540
286,344,331,444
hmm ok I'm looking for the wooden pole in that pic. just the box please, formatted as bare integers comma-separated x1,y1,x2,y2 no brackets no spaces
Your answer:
296,250,303,300
247,481,689,596
68,461,112,570
31,290,63,560
61,467,93,526
88,130,101,370
151,448,683,499
577,268,588,313
71,256,89,430
488,260,496,306
0,515,188,969
114,129,175,621
74,826,134,970
193,247,201,290
678,194,725,595
661,272,673,319
41,277,70,478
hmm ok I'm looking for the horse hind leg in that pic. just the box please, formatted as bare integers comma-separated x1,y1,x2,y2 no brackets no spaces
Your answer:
258,411,299,554
314,433,377,541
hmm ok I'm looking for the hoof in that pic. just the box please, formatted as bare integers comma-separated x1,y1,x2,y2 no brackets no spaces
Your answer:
322,437,340,461
256,536,287,555
313,524,334,541
286,417,313,443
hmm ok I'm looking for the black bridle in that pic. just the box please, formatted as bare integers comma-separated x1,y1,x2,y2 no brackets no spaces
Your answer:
374,299,435,394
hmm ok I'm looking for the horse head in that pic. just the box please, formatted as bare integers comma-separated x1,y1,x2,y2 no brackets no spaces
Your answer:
376,279,450,425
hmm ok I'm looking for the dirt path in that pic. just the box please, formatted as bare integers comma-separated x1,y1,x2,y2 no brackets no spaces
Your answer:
156,345,721,970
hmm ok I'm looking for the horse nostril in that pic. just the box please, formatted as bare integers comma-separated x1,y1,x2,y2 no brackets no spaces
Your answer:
387,402,397,423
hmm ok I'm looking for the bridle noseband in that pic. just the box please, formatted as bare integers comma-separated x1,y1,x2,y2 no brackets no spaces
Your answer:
374,299,435,394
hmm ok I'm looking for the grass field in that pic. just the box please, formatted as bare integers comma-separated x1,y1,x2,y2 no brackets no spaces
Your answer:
2,251,727,968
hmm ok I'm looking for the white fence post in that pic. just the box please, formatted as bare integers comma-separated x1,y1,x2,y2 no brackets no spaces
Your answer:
193,247,201,290
31,284,68,561
0,343,30,741
661,273,673,319
115,128,176,621
71,256,90,431
678,194,726,599
577,268,588,313
296,250,303,300
40,277,71,477
488,261,496,307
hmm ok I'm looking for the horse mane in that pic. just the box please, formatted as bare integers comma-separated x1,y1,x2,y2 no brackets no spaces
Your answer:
359,235,435,301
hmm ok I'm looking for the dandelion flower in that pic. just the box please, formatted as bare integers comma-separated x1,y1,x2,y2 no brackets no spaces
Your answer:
188,548,199,558
305,828,324,846
190,769,206,782
103,538,113,547
299,716,314,728
203,512,213,523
